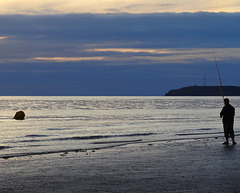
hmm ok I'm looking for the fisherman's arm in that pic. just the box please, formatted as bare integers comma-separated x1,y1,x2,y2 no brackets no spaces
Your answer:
220,107,225,118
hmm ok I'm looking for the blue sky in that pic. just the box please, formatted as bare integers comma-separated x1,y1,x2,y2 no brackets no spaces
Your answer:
0,1,240,95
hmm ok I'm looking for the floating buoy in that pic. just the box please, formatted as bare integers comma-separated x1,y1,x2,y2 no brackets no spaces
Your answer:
13,111,25,120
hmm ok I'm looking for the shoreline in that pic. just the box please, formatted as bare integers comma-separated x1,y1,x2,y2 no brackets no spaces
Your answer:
1,137,240,192
0,133,234,159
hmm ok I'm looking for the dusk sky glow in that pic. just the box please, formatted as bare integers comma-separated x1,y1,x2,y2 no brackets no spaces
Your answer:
0,1,240,95
0,0,240,14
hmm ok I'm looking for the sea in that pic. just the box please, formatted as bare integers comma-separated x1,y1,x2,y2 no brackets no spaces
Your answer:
1,96,240,158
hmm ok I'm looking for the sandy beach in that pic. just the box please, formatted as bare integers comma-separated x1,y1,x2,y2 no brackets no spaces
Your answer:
1,136,240,193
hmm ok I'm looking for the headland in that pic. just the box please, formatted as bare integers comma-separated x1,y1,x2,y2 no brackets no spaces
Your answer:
165,85,240,96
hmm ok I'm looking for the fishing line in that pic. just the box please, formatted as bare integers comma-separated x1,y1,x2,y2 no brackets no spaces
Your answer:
212,52,224,101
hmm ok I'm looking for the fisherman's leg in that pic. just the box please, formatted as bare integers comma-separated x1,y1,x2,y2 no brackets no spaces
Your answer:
229,123,237,145
223,124,229,145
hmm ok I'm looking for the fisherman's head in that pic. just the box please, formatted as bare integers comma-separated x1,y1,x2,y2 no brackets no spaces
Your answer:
224,98,229,105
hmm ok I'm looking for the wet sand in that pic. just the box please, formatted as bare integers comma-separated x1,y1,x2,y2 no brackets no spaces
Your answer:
1,137,240,193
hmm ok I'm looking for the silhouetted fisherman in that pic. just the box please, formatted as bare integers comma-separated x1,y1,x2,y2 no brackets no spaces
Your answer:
220,98,236,145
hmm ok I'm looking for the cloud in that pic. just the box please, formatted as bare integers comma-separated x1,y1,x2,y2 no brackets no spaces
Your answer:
0,0,240,14
1,13,240,64
0,36,8,40
158,4,175,7
86,48,240,63
33,57,106,62
2,13,240,46
86,48,171,54
0,13,240,95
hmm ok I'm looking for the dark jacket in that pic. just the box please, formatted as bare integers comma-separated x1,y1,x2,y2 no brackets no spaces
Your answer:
220,104,235,124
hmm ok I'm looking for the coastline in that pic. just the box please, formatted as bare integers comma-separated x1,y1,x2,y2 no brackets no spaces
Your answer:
1,137,240,193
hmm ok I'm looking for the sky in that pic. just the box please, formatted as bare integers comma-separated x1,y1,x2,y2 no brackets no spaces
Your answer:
0,1,240,96
0,0,240,14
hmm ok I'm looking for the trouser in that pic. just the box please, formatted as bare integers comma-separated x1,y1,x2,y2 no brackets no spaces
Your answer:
223,123,234,139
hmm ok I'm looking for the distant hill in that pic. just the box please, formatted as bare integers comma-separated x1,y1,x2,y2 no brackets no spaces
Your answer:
165,86,240,96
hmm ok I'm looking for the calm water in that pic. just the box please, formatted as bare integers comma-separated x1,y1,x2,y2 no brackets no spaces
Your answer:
1,96,240,158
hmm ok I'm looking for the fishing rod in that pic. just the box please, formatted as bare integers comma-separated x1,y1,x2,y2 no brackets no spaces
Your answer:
212,52,224,101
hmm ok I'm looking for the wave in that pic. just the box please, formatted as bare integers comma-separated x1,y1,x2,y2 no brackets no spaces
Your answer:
16,134,52,143
93,139,142,144
25,135,50,138
46,128,64,131
176,132,222,136
196,128,217,131
17,133,156,143
0,146,11,150
54,133,156,141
